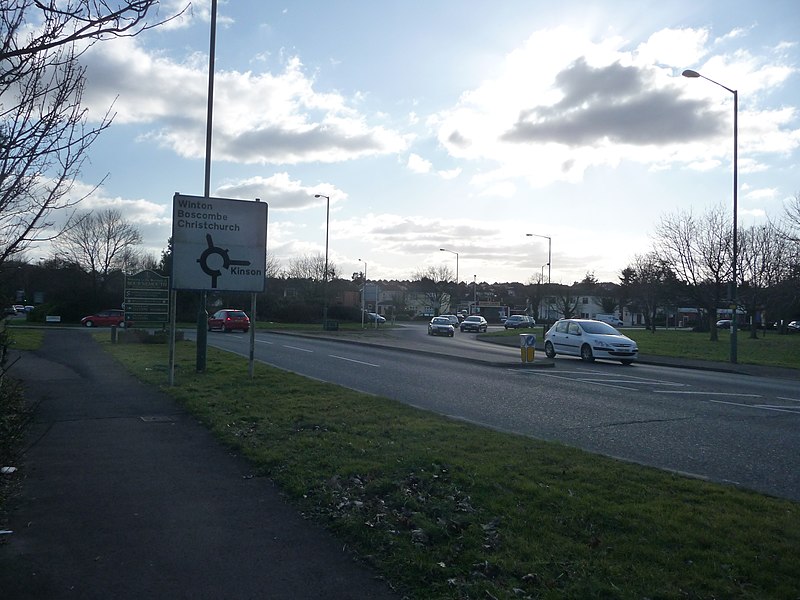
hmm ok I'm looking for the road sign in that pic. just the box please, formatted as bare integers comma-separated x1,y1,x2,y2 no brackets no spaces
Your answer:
171,193,268,292
125,270,170,326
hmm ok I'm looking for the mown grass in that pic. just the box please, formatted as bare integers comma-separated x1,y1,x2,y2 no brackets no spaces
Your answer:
625,328,800,368
486,326,800,370
102,338,800,599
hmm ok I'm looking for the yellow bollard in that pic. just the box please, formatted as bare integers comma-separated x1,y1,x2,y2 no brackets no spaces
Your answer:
519,333,536,363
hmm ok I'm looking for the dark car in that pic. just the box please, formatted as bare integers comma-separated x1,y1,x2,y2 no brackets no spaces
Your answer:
460,315,488,332
208,309,250,332
504,315,536,329
428,316,455,337
440,314,460,329
716,319,732,329
81,309,125,328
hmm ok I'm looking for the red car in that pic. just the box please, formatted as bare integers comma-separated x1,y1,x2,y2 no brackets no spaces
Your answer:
81,309,126,328
208,309,250,332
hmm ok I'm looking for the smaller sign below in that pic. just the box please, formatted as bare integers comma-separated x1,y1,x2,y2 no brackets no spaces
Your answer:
125,270,170,326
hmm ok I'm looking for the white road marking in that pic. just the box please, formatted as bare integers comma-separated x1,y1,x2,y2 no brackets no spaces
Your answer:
654,391,762,398
329,355,380,367
283,345,313,353
256,339,274,345
709,400,800,414
778,396,800,403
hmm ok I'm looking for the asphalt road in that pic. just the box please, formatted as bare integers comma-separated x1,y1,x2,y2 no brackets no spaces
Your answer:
193,325,800,502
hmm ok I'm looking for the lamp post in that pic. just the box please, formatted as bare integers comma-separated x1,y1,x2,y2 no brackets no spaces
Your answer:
525,233,551,284
472,274,477,312
314,194,330,328
439,248,459,283
358,258,367,329
682,69,738,364
440,248,459,314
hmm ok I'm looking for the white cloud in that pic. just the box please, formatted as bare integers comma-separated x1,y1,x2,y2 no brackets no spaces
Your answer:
82,40,410,165
407,153,432,173
431,25,800,191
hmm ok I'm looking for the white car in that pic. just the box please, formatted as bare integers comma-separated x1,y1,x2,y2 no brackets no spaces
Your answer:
544,319,638,365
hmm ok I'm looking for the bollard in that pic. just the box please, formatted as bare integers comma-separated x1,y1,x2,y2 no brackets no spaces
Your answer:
111,325,118,344
519,333,536,363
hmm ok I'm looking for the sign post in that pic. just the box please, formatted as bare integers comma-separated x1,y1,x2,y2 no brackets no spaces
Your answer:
124,270,170,327
170,193,268,378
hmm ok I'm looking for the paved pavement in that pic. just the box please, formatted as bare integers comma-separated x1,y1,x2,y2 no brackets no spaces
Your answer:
0,329,400,599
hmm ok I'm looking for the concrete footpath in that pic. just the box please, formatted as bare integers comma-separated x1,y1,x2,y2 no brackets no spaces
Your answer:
0,330,400,600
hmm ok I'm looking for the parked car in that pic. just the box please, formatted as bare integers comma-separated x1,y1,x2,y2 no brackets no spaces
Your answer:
788,320,800,333
460,315,488,332
503,315,536,329
595,314,624,327
715,319,732,329
544,318,638,365
81,309,126,328
428,316,455,337
366,312,386,324
207,309,250,332
12,305,24,313
440,314,460,329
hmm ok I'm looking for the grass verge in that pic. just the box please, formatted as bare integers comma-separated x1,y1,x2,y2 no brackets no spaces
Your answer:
100,338,799,599
485,327,800,370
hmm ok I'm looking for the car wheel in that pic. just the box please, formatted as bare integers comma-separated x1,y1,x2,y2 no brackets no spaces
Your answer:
83,320,94,327
449,331,454,337
243,328,249,333
580,344,595,362
545,341,556,358
208,324,212,331
221,324,228,332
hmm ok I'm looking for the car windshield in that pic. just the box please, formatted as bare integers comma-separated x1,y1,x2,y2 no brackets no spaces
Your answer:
580,321,620,335
465,316,481,322
431,317,449,324
225,311,247,318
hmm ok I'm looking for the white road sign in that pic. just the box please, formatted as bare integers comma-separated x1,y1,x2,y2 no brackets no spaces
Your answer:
171,193,268,291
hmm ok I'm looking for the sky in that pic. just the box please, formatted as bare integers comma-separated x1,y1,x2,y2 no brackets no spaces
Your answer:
36,0,800,285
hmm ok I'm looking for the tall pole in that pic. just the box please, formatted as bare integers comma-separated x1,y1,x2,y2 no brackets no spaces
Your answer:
526,233,551,284
473,274,477,311
315,194,330,328
196,0,218,372
682,69,738,363
440,248,458,313
439,248,458,283
359,258,367,329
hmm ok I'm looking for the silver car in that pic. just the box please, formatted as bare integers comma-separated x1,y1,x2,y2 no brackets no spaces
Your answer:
459,315,488,332
544,319,638,365
428,316,455,337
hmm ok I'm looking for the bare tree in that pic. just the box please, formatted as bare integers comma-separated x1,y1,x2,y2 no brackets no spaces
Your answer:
785,191,800,241
0,1,186,269
654,206,732,340
739,221,797,334
620,253,679,332
412,265,454,315
53,208,142,292
283,253,338,282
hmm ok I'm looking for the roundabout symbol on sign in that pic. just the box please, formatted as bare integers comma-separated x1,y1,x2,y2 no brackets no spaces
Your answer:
197,233,251,288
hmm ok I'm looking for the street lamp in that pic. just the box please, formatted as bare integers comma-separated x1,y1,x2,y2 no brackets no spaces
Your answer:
358,258,367,329
440,248,459,314
439,248,459,284
525,233,551,284
682,69,738,364
314,194,330,328
472,274,477,312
